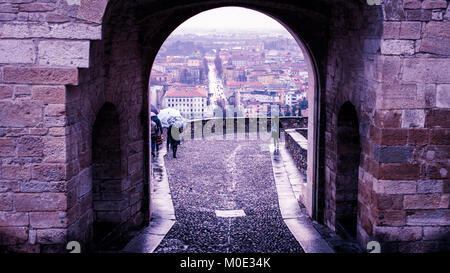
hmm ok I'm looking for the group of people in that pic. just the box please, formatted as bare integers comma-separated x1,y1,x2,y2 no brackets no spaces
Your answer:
150,111,181,158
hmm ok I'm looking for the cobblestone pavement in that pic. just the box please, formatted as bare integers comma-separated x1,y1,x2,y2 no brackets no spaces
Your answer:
153,139,304,253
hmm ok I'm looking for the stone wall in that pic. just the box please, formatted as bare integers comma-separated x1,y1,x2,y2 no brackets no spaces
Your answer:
321,0,450,252
0,0,148,252
284,129,308,176
182,116,308,139
369,0,450,252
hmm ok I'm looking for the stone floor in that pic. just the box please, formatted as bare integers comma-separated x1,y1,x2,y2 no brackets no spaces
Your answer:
119,135,362,253
153,139,304,253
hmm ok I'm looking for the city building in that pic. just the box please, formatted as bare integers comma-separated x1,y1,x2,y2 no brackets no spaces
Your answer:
163,86,208,119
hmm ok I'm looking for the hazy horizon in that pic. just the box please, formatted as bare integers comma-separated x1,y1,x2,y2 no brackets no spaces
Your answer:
171,7,291,35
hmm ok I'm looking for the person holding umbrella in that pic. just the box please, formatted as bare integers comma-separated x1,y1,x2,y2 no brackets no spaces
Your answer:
150,112,162,157
167,124,181,158
157,108,186,158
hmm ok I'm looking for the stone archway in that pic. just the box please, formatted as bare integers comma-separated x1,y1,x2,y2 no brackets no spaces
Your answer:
4,0,450,253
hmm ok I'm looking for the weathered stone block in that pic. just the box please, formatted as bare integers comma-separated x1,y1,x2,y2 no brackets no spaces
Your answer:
0,211,28,227
32,164,66,181
374,180,417,194
403,0,422,9
0,101,42,127
422,0,447,9
398,241,441,252
0,193,13,210
408,129,429,145
14,193,67,211
38,40,90,68
378,82,424,109
377,56,402,83
1,164,30,180
421,22,450,55
19,3,55,12
429,129,450,145
3,67,78,85
402,109,425,128
0,40,35,64
382,22,401,39
381,39,415,55
43,137,66,163
44,104,65,117
399,21,421,39
0,12,16,21
426,162,449,179
45,13,70,23
436,84,450,108
406,210,450,225
30,212,67,228
384,0,406,20
406,9,432,21
379,163,420,180
0,227,28,245
374,110,402,128
374,145,414,163
432,10,443,20
0,138,16,156
417,180,447,193
380,129,408,145
424,146,450,161
423,226,450,240
36,229,66,244
402,58,450,83
13,85,31,98
32,86,66,104
425,110,450,129
17,137,43,157
376,210,406,226
425,109,450,128
374,226,422,241
0,4,19,13
0,85,13,99
374,194,403,210
0,180,19,193
77,0,108,24
0,22,102,40
404,193,449,209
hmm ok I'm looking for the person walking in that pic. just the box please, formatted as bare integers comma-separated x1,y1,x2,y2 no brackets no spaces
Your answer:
271,119,279,152
151,112,163,155
151,120,157,157
167,125,181,158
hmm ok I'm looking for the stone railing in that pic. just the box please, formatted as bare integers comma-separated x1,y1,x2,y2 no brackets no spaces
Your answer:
178,116,308,139
284,128,308,175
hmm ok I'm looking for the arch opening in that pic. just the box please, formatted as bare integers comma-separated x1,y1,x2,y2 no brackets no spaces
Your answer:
145,6,319,253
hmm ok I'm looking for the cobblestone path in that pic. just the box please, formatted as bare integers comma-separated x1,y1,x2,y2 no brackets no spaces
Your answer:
153,139,304,253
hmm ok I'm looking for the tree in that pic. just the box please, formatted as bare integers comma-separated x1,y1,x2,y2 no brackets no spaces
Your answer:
214,54,223,78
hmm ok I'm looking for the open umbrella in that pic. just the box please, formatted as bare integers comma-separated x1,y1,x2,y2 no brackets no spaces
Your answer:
157,107,186,128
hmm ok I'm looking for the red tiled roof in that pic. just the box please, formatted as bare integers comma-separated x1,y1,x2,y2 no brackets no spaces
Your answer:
165,86,208,97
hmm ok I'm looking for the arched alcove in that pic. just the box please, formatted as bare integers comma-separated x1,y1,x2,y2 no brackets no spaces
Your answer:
335,101,360,239
92,102,123,242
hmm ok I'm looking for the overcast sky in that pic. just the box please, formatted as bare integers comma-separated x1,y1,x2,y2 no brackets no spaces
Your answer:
172,7,289,34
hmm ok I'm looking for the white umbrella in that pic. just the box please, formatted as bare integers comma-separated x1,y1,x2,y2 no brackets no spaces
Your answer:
158,107,185,128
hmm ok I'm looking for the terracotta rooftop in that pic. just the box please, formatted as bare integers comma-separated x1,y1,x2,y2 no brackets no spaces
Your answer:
165,86,208,97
